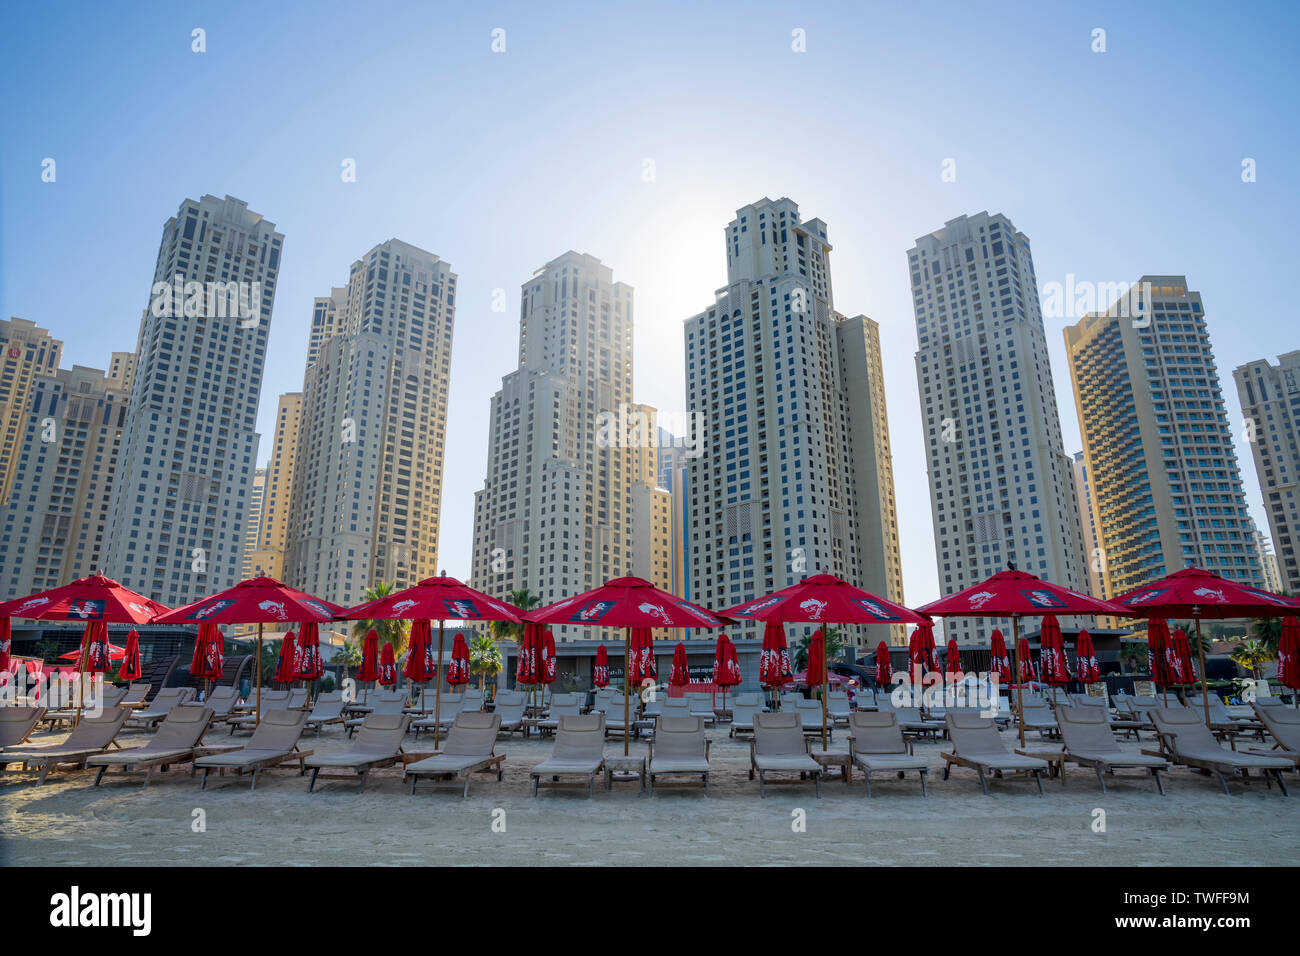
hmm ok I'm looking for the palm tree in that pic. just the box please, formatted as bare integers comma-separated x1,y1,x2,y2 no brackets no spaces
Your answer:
1230,639,1274,681
793,626,843,673
349,581,410,658
489,588,543,642
1118,643,1149,675
1251,614,1286,654
469,635,503,691
336,639,362,680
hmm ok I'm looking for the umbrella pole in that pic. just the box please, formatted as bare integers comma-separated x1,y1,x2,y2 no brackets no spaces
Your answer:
1012,617,1025,748
434,621,445,749
1193,612,1211,730
820,653,828,753
624,627,631,757
256,623,263,727
74,622,91,728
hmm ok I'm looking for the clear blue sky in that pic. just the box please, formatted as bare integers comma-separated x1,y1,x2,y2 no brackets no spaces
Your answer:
3,0,1298,607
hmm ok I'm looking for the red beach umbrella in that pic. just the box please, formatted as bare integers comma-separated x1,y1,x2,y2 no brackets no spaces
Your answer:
721,573,928,625
1276,617,1300,704
1169,628,1196,686
447,633,471,686
119,629,142,682
807,627,830,750
0,617,10,672
59,641,126,662
593,644,610,688
1075,629,1100,684
711,634,727,685
540,629,557,686
404,619,436,712
669,641,690,688
1039,615,1070,687
875,640,893,690
759,620,793,694
989,629,1012,684
1146,618,1173,692
517,622,540,685
715,635,741,712
274,633,298,685
630,628,658,686
356,629,380,683
1016,636,1038,684
296,622,324,684
945,638,963,677
190,621,224,682
378,642,397,686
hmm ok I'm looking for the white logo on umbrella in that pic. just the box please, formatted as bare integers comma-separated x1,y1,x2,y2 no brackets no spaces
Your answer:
257,600,288,621
638,602,672,625
1192,587,1226,603
18,597,50,613
968,591,995,609
799,598,828,620
392,599,417,615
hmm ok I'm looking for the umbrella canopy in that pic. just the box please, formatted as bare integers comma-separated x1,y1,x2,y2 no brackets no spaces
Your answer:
1277,617,1300,694
989,629,1011,684
339,575,525,624
274,633,298,684
1146,618,1174,686
540,629,557,685
516,622,540,684
721,573,927,625
918,568,1127,618
630,628,658,685
593,644,610,688
119,629,142,682
669,642,690,687
378,642,397,686
875,641,893,688
190,622,225,681
1169,628,1196,685
356,629,380,682
1038,615,1070,686
447,633,471,686
945,638,962,676
759,620,793,688
1074,629,1100,683
296,622,324,682
58,642,126,662
526,576,727,629
1016,636,1038,683
1112,566,1300,620
0,574,169,623
404,620,436,683
153,576,342,625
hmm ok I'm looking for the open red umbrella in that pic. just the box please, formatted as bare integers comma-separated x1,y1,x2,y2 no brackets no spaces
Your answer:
404,619,436,712
875,640,893,690
989,629,1012,684
669,641,690,689
447,633,471,686
119,629,142,682
945,638,962,677
59,641,126,662
1277,617,1299,706
1113,566,1300,726
1168,628,1196,686
722,573,927,625
759,620,793,703
1075,629,1100,684
807,628,829,750
274,632,298,685
919,566,1127,745
525,576,727,755
378,642,397,686
593,644,610,688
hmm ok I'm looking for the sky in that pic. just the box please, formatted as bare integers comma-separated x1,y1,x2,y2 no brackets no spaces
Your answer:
3,0,1298,607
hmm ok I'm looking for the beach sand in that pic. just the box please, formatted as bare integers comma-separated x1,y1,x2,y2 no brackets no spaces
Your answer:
3,717,1298,866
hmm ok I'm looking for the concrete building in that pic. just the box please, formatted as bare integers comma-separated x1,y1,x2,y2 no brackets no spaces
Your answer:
1234,352,1300,594
0,364,131,597
285,240,456,607
0,319,64,509
470,252,668,642
102,195,283,606
1072,451,1105,598
1250,523,1283,594
241,468,266,579
910,212,1090,643
685,198,906,648
245,392,303,581
658,429,691,600
1066,277,1262,598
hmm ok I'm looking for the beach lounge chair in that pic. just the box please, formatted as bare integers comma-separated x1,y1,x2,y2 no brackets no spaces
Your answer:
531,714,606,797
193,709,312,790
303,691,348,734
642,696,664,719
750,712,821,797
537,700,580,735
661,698,692,719
1195,695,1265,741
686,695,717,726
492,697,527,737
343,694,406,735
601,697,639,737
648,715,711,795
404,712,504,797
199,685,239,721
941,713,1050,796
732,692,762,709
303,714,412,792
0,706,46,749
41,681,129,729
0,706,131,785
227,689,291,733
827,691,853,727
893,707,944,741
86,706,214,789
1056,705,1168,794
1016,698,1059,739
458,689,485,713
125,687,195,730
779,692,804,711
846,711,929,797
412,692,461,717
729,702,762,739
1245,706,1300,767
1149,707,1292,795
795,698,833,741
1253,694,1283,710
121,682,150,708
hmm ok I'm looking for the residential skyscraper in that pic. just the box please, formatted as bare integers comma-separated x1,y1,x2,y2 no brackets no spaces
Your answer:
658,429,691,600
285,240,456,607
246,392,303,580
1066,277,1262,598
1072,451,1105,598
470,252,666,642
685,198,906,647
1234,352,1300,593
910,212,1089,643
1,363,131,597
241,468,266,578
0,318,64,508
102,195,283,606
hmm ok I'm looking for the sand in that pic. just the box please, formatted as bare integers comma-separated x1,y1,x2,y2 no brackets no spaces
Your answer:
3,718,1298,866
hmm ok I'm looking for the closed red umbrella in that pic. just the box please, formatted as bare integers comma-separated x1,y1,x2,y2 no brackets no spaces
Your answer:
759,620,793,700
875,640,893,690
711,634,727,685
119,629,142,682
1276,617,1299,705
1016,636,1037,684
989,629,1012,684
447,633,471,686
296,622,324,686
274,632,298,684
540,629,557,686
404,619,436,713
630,628,658,686
1075,629,1100,684
190,621,224,683
907,622,938,705
1038,615,1070,708
80,620,113,675
593,644,610,688
378,642,397,686
669,641,690,688
1146,618,1173,700
945,638,962,676
807,628,829,750
0,617,10,672
1169,628,1196,686
517,622,540,685
712,634,740,713
357,629,380,682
